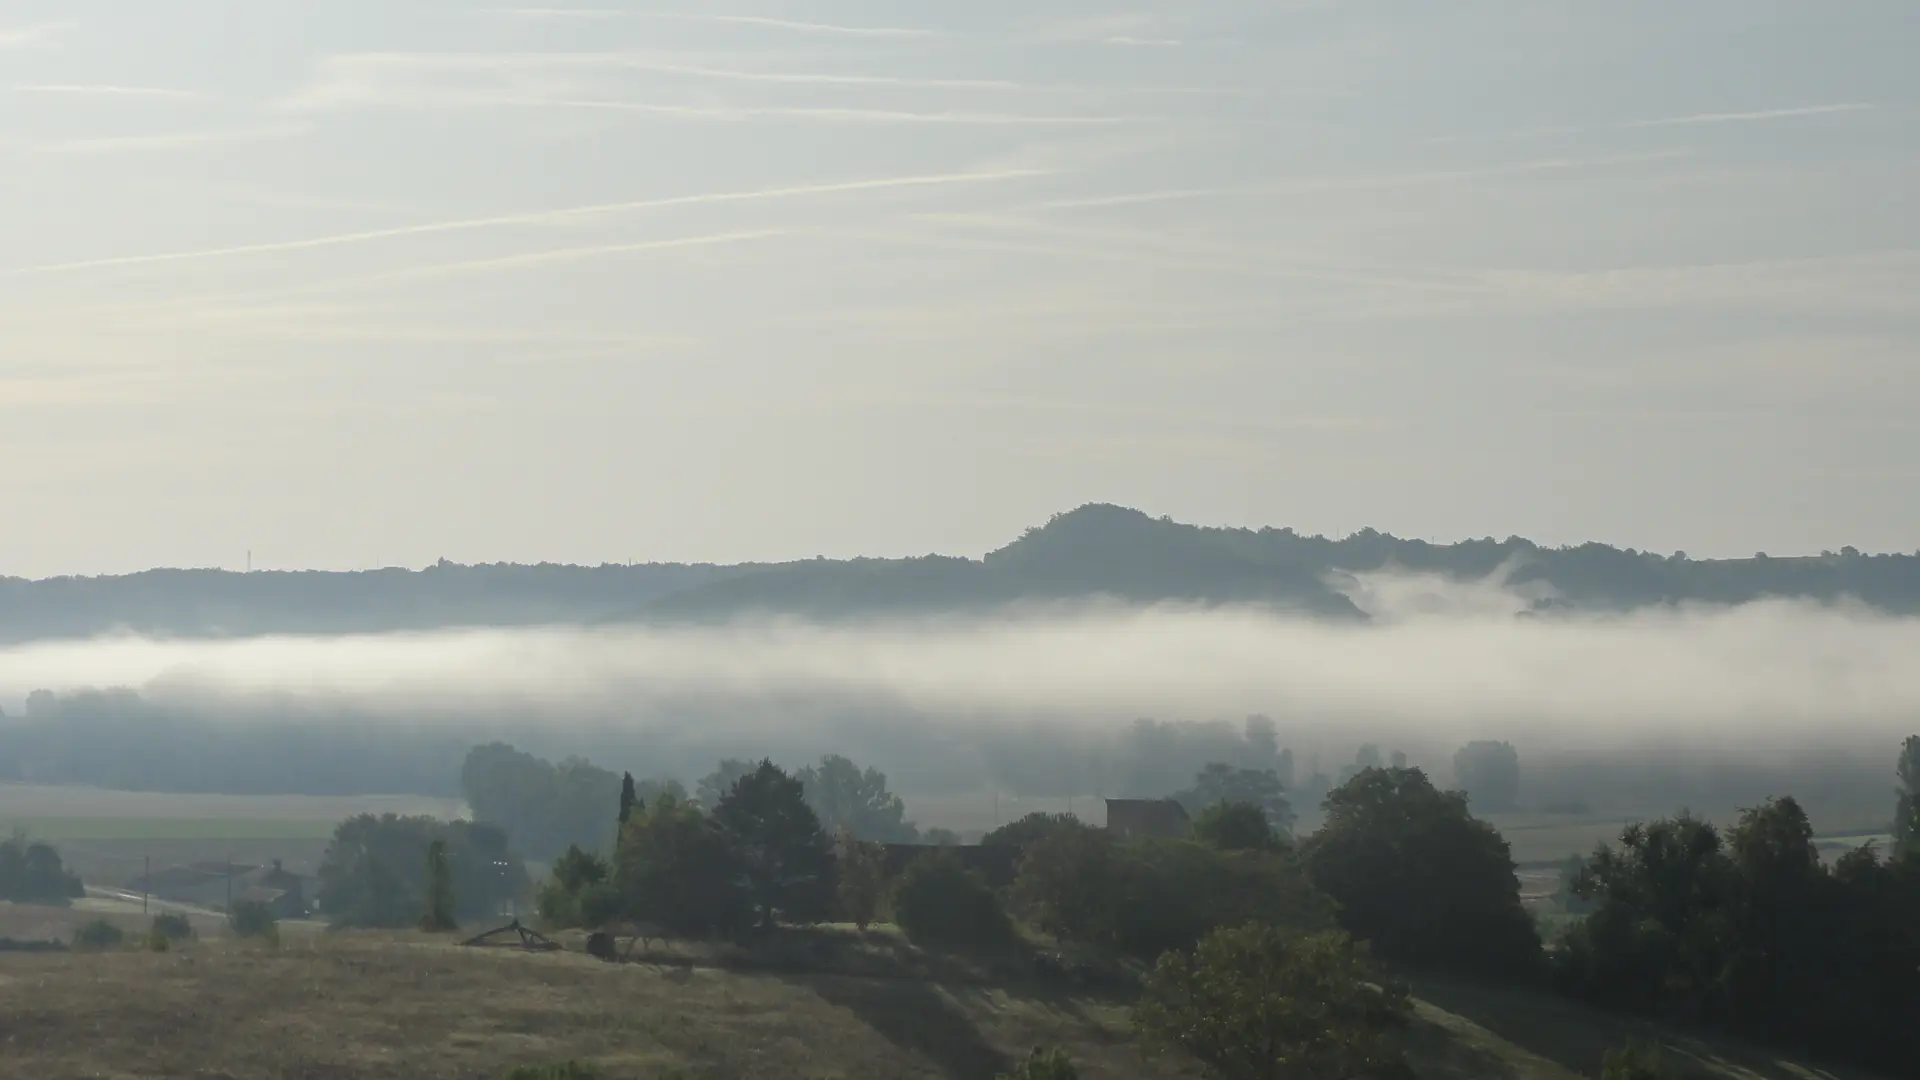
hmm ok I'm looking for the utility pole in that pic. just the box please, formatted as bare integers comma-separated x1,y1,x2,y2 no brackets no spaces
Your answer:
142,855,149,915
225,858,233,911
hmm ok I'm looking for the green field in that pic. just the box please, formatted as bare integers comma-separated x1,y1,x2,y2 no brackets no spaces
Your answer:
1,816,338,842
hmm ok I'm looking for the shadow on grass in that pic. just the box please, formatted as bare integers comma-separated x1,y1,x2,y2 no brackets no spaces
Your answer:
787,971,1012,1080
1411,978,1876,1080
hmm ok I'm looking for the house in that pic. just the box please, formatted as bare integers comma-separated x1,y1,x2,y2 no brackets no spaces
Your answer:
126,859,310,918
1104,798,1191,840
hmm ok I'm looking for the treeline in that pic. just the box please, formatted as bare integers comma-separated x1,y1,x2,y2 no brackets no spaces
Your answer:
12,504,1920,642
4,685,1892,827
460,744,927,862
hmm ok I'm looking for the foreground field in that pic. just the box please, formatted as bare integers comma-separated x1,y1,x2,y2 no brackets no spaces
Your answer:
0,928,1881,1080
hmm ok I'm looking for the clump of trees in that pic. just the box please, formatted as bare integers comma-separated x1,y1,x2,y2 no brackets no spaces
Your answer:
541,759,839,939
1134,924,1413,1080
1013,823,1332,959
834,832,886,930
0,833,85,905
1191,802,1281,852
462,743,685,862
1175,764,1296,835
316,814,529,929
1452,740,1521,813
1302,766,1540,977
890,851,1015,947
1555,795,1920,1072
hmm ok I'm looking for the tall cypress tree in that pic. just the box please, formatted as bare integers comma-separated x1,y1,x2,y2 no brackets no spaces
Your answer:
619,772,640,827
420,839,458,932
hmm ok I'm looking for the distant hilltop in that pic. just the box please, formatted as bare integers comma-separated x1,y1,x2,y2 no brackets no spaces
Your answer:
3,503,1919,642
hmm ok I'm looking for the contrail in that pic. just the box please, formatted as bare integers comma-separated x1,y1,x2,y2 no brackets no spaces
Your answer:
1620,103,1875,128
12,169,1051,275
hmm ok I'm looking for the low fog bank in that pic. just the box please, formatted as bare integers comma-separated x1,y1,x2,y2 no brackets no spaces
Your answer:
0,577,1913,826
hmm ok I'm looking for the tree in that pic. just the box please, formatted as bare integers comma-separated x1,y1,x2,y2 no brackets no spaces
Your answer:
1134,925,1413,1080
1303,767,1540,976
421,839,459,932
797,754,920,843
317,814,528,929
1192,801,1278,852
613,795,751,937
713,761,835,927
890,850,1015,947
697,759,756,808
0,834,85,904
982,812,1090,852
461,744,685,863
835,830,886,931
1895,736,1919,850
535,845,621,930
1176,764,1296,835
1452,741,1521,813
618,772,639,826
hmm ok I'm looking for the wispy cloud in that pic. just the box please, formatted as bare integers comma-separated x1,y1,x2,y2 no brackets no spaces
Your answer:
13,83,203,101
652,13,937,38
12,169,1050,275
536,97,1143,125
1425,103,1879,144
278,50,1223,111
1620,103,1877,128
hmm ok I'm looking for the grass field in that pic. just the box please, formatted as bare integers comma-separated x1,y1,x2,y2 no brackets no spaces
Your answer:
0,924,1882,1080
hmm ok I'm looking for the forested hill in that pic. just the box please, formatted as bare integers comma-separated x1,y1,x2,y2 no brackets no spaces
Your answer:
4,504,1920,641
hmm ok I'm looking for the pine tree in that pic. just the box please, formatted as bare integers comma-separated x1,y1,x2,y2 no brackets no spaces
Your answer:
619,772,640,827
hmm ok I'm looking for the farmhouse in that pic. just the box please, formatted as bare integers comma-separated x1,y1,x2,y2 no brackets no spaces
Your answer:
126,859,311,918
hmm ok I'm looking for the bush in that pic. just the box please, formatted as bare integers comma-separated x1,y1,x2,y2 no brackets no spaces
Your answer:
1014,830,1334,959
1191,801,1279,852
229,900,279,940
1600,1040,1687,1080
890,851,1015,947
72,918,126,951
150,913,196,941
1135,925,1413,1080
998,1046,1079,1080
503,1063,598,1080
144,928,171,952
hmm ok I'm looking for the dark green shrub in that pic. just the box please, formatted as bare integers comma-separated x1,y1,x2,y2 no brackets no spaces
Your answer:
150,913,195,941
890,851,1014,947
229,900,279,940
998,1046,1078,1080
503,1062,598,1080
72,918,125,951
1600,1040,1687,1080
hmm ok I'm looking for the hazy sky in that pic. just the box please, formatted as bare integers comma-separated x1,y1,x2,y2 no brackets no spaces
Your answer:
3,1,1916,576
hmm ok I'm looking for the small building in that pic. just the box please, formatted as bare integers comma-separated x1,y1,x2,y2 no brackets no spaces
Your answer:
1104,798,1191,840
126,858,310,918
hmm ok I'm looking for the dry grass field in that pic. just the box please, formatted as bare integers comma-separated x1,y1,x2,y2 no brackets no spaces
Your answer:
0,922,1886,1080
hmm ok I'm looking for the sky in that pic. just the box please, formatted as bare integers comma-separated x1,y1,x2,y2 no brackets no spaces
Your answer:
2,1,1916,576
